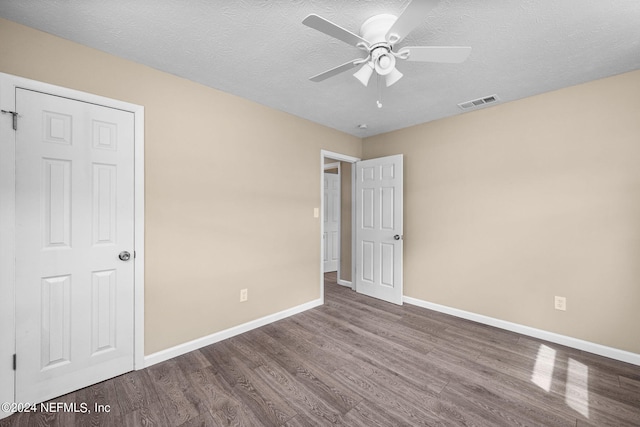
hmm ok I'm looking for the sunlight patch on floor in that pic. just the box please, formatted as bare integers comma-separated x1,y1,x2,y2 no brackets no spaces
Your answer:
565,358,590,419
530,344,591,419
531,344,556,392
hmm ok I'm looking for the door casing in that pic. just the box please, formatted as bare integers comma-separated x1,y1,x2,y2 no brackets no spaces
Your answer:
0,73,145,416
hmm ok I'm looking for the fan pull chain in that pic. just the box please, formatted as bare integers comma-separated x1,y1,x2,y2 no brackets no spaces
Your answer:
376,74,383,108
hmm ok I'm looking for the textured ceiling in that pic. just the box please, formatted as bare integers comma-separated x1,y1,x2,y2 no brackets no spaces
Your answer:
1,0,639,137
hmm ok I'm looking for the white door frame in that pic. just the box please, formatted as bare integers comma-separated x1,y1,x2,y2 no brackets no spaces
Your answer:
0,72,145,414
319,150,360,302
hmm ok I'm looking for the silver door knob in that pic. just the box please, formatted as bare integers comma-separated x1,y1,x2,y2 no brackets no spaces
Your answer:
119,251,131,261
394,235,401,240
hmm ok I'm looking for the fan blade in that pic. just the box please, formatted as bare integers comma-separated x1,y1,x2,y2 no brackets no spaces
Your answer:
398,46,471,63
386,0,440,44
309,59,363,82
303,14,369,48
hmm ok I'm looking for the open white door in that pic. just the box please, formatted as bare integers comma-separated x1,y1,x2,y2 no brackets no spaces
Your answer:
355,154,403,305
323,172,340,272
15,88,135,403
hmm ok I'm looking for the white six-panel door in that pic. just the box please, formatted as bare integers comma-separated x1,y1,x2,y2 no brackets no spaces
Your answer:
355,155,403,305
323,172,340,272
15,88,135,403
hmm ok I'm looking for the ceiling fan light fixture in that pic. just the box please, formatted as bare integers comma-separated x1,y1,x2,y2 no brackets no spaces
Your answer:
385,67,403,87
303,1,473,109
353,62,374,86
378,55,392,69
373,49,396,75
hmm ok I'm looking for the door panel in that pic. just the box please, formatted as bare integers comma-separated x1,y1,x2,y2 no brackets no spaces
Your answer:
40,275,72,369
355,155,403,305
93,164,117,245
15,88,135,403
43,159,72,248
91,269,117,354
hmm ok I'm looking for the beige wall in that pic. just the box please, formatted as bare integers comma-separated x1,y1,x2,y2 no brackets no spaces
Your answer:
363,70,640,353
0,18,361,354
2,16,638,357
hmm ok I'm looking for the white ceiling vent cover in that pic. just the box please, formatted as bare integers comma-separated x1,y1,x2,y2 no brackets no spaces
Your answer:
458,94,499,110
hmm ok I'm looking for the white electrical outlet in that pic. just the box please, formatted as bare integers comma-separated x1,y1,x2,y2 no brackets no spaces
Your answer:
240,288,248,302
554,296,566,311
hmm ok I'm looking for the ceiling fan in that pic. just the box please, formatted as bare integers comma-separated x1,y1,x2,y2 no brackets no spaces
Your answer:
302,0,471,106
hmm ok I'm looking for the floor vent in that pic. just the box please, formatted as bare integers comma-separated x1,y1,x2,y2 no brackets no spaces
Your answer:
458,94,499,110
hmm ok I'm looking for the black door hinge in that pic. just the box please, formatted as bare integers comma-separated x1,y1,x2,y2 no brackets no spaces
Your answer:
1,110,18,131
12,354,16,370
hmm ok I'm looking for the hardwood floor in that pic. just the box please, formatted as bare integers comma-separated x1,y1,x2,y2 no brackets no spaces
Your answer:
3,272,639,426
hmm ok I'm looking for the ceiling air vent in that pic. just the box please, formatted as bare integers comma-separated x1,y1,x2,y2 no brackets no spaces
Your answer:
458,94,499,110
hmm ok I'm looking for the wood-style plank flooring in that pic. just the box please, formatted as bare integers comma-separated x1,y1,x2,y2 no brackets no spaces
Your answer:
3,272,639,426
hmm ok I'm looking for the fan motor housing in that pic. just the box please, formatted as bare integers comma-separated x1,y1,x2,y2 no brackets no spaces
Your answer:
360,14,398,45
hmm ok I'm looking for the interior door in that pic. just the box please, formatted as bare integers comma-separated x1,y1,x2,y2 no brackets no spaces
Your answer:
15,88,135,403
355,154,403,305
323,172,340,272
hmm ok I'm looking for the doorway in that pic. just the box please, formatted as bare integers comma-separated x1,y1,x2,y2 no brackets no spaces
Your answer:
320,150,359,301
319,150,404,306
323,162,340,273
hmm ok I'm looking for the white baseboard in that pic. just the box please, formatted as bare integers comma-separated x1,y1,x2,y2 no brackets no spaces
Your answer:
404,296,640,366
144,299,322,368
337,279,352,288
